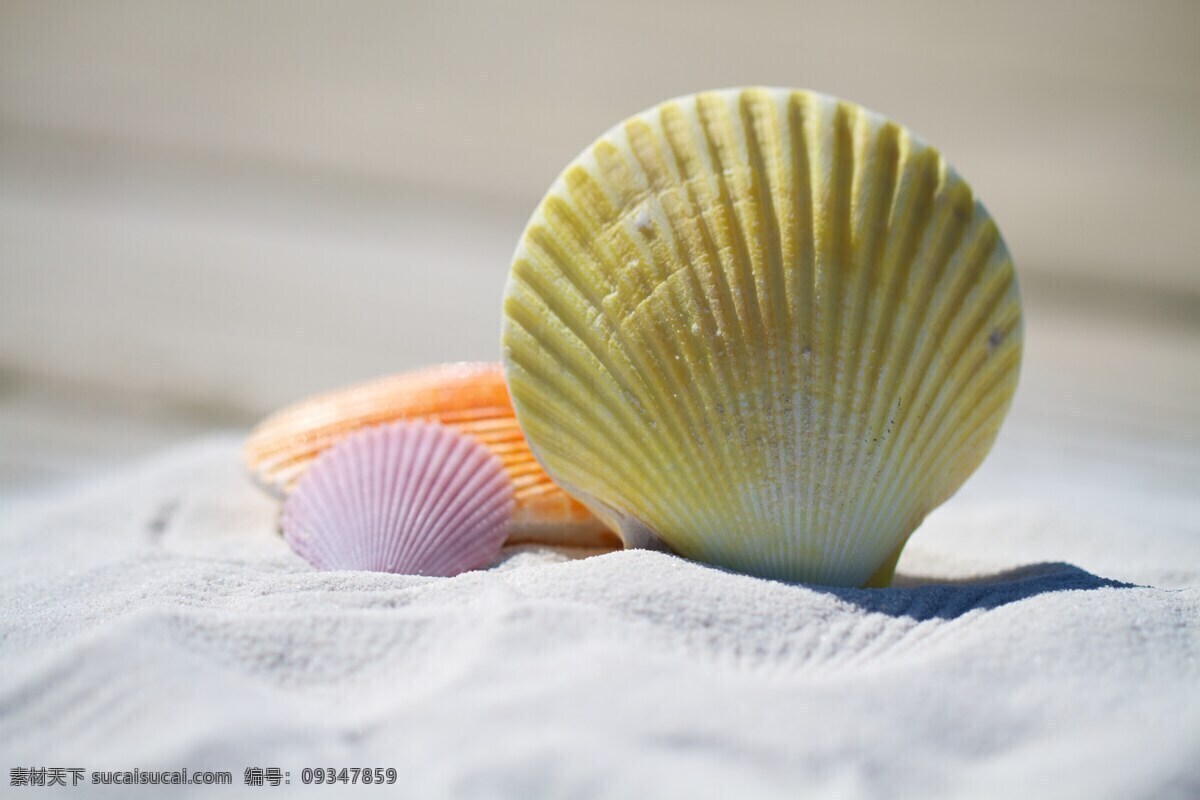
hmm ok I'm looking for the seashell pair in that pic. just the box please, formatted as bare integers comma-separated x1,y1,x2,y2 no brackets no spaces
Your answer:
245,362,616,549
501,87,1022,587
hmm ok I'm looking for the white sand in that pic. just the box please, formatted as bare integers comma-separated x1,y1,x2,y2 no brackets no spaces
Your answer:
2,425,1197,799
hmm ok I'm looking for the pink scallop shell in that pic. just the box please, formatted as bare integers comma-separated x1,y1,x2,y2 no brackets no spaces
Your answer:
281,422,514,576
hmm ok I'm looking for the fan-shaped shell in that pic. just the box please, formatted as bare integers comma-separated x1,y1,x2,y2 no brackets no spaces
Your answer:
282,423,513,575
502,87,1022,587
244,362,616,548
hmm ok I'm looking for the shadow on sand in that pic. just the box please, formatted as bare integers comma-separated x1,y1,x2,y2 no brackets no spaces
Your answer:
810,562,1136,621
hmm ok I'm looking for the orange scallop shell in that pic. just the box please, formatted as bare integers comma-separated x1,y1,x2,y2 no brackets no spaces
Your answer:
244,362,617,548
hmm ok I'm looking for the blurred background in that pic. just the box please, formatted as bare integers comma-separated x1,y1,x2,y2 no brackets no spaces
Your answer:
2,1,1197,508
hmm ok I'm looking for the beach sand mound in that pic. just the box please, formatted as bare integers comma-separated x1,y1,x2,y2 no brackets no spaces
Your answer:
1,436,1197,798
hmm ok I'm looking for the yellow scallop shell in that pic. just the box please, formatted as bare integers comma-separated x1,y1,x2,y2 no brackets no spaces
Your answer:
501,87,1022,586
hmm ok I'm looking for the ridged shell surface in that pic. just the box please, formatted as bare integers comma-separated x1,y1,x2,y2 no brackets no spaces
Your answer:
244,362,615,547
282,423,513,575
502,87,1022,587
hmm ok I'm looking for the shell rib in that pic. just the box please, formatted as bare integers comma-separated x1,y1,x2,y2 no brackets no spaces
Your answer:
245,362,616,548
501,87,1022,587
282,423,512,575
